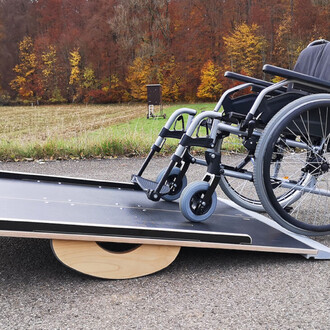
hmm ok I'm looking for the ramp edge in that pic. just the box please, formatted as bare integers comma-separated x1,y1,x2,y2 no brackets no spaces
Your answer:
0,230,318,256
220,198,330,260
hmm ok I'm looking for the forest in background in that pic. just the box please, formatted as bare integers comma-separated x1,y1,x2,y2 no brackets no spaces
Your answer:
0,0,329,105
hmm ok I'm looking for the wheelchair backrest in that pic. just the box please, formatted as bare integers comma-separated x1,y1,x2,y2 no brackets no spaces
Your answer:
293,40,330,82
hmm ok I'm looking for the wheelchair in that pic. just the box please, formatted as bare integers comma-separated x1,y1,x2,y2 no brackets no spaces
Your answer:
132,39,330,236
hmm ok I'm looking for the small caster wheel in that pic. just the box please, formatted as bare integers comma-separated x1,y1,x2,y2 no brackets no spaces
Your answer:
179,181,217,222
156,167,187,201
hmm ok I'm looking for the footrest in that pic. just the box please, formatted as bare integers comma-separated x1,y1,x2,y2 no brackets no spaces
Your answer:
131,175,170,195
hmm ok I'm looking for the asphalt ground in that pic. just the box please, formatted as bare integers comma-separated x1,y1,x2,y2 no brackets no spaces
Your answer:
0,157,329,329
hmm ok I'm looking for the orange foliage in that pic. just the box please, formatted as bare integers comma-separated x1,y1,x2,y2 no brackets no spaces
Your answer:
1,0,329,103
197,60,222,101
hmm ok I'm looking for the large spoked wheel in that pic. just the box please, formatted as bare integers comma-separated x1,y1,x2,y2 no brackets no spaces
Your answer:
218,134,264,212
156,167,187,201
179,181,217,222
254,94,330,236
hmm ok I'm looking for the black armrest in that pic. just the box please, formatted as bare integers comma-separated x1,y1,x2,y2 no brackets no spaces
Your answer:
263,64,330,91
224,71,273,88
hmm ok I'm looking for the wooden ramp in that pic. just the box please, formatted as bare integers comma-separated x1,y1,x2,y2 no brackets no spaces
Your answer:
0,171,329,279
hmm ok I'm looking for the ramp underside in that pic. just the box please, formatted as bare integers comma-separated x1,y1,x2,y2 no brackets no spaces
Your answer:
0,173,324,255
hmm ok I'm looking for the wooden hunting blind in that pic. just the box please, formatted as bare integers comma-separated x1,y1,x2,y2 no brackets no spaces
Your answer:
147,84,165,119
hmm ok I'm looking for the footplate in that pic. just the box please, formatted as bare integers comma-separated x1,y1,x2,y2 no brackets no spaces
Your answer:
131,175,170,195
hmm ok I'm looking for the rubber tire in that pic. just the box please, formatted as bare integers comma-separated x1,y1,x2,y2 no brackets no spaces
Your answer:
254,94,330,236
179,181,217,222
156,167,187,201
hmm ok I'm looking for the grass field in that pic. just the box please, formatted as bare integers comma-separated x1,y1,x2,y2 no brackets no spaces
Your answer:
0,103,217,160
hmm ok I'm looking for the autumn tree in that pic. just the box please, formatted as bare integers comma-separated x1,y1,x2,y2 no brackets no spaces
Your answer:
0,0,37,94
108,75,129,102
157,57,181,102
0,18,4,59
81,67,100,103
68,48,82,102
0,18,10,105
314,0,330,38
1,0,329,104
168,1,216,100
40,45,65,103
272,16,303,69
0,18,3,91
223,23,267,77
126,57,152,101
110,0,171,61
197,60,222,101
10,36,41,103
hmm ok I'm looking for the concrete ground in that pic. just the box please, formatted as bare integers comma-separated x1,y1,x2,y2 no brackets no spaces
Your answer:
0,158,329,329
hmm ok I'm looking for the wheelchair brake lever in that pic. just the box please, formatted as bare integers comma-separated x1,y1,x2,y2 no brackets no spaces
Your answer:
247,120,256,138
174,115,185,131
196,119,210,138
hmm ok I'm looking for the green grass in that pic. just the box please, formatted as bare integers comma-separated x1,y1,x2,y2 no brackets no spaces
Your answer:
0,103,218,161
97,103,217,155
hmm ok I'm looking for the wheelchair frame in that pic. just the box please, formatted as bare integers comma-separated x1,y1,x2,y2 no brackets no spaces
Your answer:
132,60,330,236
